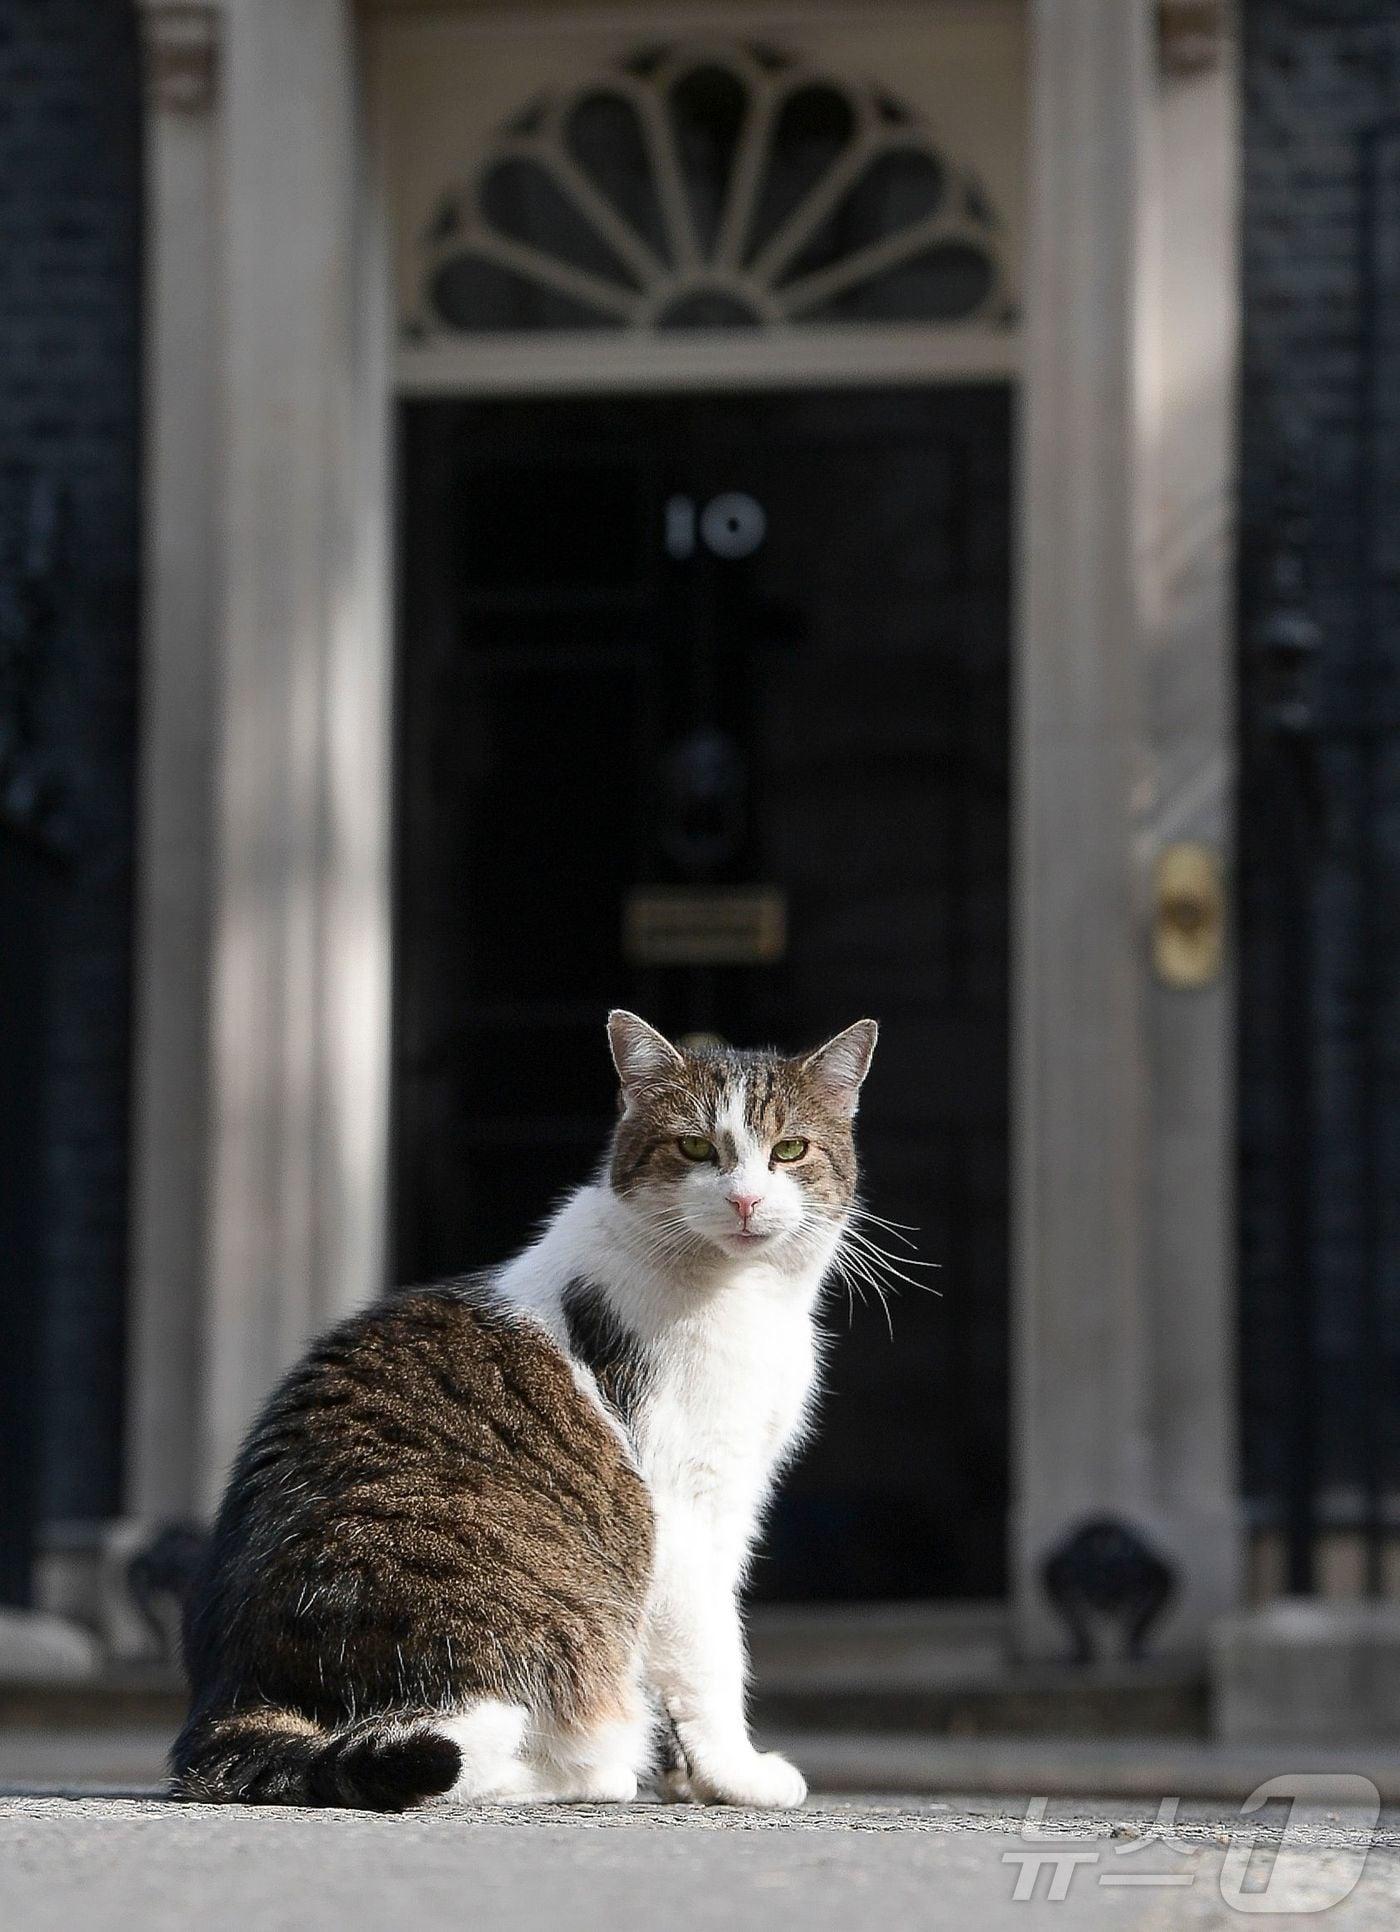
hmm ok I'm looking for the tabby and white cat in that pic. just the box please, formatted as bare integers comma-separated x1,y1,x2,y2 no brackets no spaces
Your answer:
171,1010,878,1811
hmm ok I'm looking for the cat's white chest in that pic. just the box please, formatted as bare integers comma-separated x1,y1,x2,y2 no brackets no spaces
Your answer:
634,1283,818,1519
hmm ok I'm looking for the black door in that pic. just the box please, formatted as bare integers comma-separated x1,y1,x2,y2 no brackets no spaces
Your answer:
394,387,1011,1600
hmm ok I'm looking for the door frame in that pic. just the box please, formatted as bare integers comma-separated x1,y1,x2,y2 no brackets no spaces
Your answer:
126,0,1243,1658
397,325,1018,397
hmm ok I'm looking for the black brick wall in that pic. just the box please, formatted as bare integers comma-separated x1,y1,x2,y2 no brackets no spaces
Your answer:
0,0,141,1525
1240,0,1400,1524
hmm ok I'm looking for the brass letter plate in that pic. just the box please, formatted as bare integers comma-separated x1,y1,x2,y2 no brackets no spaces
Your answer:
623,886,787,967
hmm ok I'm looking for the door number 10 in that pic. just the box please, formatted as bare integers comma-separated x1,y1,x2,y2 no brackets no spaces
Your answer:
664,493,768,561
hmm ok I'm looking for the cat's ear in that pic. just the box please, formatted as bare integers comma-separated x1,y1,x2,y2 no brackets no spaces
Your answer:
608,1010,684,1103
800,1020,878,1118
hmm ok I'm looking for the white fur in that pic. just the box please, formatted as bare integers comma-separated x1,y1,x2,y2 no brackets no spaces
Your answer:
439,1696,648,1804
435,1053,861,1811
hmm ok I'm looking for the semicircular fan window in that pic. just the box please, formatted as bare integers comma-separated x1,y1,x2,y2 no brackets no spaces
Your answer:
412,41,1012,336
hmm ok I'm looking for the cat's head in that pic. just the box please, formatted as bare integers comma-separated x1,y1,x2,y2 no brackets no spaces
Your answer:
606,1011,877,1267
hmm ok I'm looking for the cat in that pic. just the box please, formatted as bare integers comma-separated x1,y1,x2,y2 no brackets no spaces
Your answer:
170,1009,878,1811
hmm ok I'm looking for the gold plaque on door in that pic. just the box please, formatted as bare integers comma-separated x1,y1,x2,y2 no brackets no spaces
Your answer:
623,887,787,967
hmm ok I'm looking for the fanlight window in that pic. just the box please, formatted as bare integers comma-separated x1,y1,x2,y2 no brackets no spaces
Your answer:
409,42,1013,337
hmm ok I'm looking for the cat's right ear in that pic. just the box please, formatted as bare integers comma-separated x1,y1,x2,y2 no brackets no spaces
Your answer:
607,1010,683,1104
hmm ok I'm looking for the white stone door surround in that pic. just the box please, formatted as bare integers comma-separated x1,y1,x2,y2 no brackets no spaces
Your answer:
1012,0,1242,1653
127,0,1241,1655
129,0,395,1530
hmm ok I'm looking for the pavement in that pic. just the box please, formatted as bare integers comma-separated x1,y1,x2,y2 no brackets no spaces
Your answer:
3,1786,1400,1930
7,1707,1400,1929
13,1607,1400,1925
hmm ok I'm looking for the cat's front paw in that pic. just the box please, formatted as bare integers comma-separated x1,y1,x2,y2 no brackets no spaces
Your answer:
689,1748,807,1810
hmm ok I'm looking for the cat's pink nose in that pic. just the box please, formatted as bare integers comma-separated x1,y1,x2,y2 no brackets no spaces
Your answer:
728,1192,764,1225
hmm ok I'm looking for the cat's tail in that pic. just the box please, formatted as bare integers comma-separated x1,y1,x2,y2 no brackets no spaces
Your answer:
169,1706,462,1810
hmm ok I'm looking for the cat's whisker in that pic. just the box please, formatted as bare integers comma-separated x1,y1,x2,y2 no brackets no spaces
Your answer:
852,1254,938,1299
842,1227,941,1271
839,1224,943,1296
630,1209,707,1269
847,1205,923,1251
832,1265,857,1330
834,1248,884,1300
832,1246,897,1341
835,1227,942,1306
853,1209,920,1234
831,1250,870,1306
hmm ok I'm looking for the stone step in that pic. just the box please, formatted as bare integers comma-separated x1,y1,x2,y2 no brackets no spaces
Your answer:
747,1601,1206,1737
0,1603,1207,1742
752,1675,1207,1739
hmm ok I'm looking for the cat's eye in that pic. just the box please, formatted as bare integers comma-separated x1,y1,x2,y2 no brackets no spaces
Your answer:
772,1138,809,1163
677,1135,716,1162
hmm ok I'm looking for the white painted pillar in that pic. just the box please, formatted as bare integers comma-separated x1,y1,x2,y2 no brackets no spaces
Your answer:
1139,0,1244,1653
1012,0,1242,1655
201,0,393,1514
126,0,223,1527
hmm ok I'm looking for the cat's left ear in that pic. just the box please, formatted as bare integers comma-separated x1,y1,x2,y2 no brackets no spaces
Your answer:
800,1019,878,1118
608,1010,684,1103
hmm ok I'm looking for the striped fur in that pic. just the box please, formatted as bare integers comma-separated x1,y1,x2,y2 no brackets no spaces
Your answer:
171,1014,876,1811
